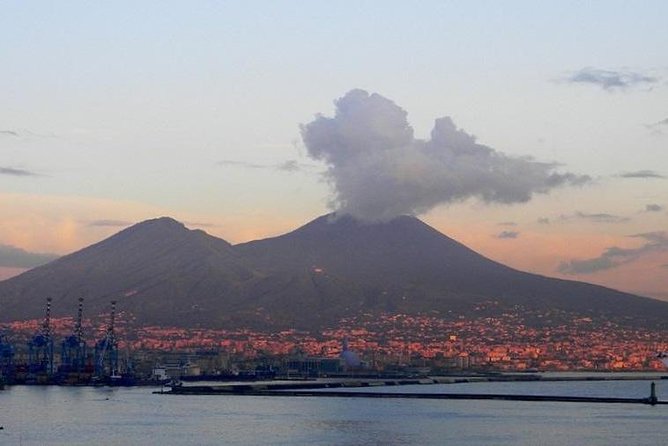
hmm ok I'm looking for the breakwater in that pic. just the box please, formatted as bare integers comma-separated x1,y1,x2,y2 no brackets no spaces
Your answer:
156,376,666,405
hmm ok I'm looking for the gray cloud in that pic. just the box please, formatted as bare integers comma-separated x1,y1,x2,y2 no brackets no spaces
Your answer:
301,89,590,221
496,231,519,239
646,118,668,134
277,160,302,172
559,231,668,274
0,129,58,139
218,160,267,169
498,221,517,227
566,67,658,90
645,204,663,212
0,166,37,177
542,212,630,224
88,220,133,228
571,211,630,224
0,244,59,268
218,159,314,173
618,170,665,179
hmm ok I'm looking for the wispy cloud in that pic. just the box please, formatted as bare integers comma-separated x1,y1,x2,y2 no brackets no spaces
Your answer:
559,231,668,274
617,170,665,179
277,160,304,172
496,231,519,239
0,244,59,268
498,221,517,227
569,211,630,224
542,212,630,225
0,129,57,139
217,160,267,169
0,166,38,177
565,67,659,91
646,118,668,135
87,219,133,228
183,221,217,228
644,204,663,213
217,159,315,173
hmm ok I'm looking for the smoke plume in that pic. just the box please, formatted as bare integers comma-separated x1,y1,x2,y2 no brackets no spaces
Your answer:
301,89,589,221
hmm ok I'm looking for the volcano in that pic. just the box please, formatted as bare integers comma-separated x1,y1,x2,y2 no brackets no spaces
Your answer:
236,214,668,327
0,214,666,330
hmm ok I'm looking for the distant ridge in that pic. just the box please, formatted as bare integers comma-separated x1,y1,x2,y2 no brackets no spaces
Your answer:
1,214,667,330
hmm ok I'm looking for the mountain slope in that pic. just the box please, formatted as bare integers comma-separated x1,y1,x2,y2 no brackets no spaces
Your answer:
0,217,257,326
236,214,668,327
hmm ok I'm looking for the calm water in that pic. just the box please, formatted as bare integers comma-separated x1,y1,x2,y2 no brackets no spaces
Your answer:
1,379,667,445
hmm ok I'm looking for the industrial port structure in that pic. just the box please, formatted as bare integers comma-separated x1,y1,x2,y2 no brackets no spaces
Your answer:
0,298,130,386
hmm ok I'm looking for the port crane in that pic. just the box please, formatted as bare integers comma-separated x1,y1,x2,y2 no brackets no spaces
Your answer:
0,332,15,380
58,298,91,383
94,300,119,381
27,298,55,381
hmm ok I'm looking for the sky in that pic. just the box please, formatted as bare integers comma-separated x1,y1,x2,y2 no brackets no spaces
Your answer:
1,1,667,299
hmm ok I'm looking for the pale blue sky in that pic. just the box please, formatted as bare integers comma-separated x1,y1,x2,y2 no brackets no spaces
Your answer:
1,1,667,297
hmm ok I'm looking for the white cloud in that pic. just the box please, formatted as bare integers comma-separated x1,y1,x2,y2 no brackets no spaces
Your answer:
301,89,590,221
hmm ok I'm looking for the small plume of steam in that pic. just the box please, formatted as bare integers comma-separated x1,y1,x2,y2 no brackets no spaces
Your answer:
301,89,590,221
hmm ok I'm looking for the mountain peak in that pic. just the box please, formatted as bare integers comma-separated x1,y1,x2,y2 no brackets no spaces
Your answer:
102,217,202,244
281,213,460,254
129,216,187,231
0,215,249,326
293,212,433,235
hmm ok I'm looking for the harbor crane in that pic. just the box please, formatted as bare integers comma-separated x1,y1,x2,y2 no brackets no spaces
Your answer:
27,298,55,381
0,332,15,381
94,300,119,381
58,298,92,383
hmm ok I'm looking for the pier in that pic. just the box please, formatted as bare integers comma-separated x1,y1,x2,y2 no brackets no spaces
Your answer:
156,377,667,405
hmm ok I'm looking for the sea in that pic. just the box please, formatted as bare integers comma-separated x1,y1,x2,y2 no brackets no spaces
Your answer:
1,377,667,445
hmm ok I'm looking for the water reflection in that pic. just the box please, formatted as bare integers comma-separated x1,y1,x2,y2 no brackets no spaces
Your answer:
0,382,666,446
